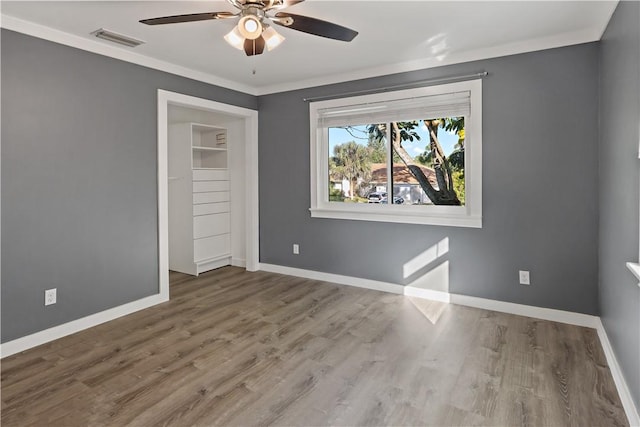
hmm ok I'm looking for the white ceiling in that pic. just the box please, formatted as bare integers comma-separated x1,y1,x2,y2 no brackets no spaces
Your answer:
1,1,618,95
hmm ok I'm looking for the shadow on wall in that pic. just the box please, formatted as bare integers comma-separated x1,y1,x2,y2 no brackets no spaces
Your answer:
402,237,450,293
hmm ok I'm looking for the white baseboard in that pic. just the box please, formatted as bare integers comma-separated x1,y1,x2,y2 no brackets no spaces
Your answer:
259,263,638,424
449,294,600,328
197,257,232,275
232,257,247,268
404,285,451,303
0,293,168,359
259,263,598,327
258,263,404,295
595,319,640,426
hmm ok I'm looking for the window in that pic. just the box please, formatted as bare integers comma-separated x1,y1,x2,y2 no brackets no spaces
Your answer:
309,79,482,227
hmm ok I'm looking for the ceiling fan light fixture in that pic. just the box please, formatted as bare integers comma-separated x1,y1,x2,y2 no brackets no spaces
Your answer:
141,1,359,56
238,15,262,40
262,26,285,51
224,27,245,50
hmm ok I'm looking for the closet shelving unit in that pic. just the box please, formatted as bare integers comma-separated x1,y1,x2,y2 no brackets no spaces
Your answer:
168,122,231,275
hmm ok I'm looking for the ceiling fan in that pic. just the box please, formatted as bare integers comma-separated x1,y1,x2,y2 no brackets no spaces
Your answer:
140,0,358,56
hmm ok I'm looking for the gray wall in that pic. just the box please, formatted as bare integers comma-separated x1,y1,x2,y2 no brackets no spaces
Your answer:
1,29,257,342
258,43,600,315
598,1,640,409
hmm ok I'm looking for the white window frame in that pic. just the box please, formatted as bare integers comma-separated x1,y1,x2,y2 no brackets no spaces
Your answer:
627,139,640,285
309,79,483,228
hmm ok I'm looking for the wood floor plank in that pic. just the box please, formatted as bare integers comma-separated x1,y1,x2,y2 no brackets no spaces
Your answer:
1,266,629,426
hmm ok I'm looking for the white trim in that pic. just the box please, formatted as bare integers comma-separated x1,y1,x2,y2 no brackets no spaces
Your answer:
309,208,482,228
256,28,603,95
258,263,404,295
597,1,621,41
626,262,640,285
449,294,599,328
157,93,170,301
196,257,232,275
258,263,599,328
403,285,451,303
595,319,640,427
309,80,482,228
157,90,260,273
0,8,3,355
0,13,608,97
0,294,167,358
244,106,260,272
232,257,247,268
0,14,257,96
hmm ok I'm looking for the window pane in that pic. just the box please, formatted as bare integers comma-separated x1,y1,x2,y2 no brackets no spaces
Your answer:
311,79,481,227
328,124,387,204
390,118,465,206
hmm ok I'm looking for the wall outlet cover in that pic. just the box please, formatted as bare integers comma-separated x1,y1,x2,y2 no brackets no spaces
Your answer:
293,244,300,255
519,270,531,285
45,288,57,306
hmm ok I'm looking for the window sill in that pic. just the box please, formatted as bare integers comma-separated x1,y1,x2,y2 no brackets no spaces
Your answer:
626,262,640,286
309,208,482,228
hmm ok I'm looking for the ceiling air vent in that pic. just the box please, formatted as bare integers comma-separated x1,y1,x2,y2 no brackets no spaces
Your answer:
91,28,145,48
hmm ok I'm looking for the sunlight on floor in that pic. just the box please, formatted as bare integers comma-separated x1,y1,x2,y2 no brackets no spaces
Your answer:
407,296,449,325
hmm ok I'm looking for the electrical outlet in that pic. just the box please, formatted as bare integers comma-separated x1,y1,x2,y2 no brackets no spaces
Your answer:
45,288,57,306
519,270,531,285
293,244,300,255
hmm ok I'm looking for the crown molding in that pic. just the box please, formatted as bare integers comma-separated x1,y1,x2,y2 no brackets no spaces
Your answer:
0,14,259,96
255,27,603,95
597,0,620,39
1,10,611,97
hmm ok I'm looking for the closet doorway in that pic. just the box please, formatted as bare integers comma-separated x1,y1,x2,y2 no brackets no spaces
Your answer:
156,90,259,300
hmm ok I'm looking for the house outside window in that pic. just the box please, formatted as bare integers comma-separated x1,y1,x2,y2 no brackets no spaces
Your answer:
309,80,483,227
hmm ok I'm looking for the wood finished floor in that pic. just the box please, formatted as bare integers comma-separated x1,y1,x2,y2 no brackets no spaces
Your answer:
1,267,628,426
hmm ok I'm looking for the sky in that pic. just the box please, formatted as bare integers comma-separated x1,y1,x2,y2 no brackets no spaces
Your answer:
328,121,460,159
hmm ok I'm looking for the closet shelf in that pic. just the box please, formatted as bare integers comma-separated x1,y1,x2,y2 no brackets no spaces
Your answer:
192,145,226,151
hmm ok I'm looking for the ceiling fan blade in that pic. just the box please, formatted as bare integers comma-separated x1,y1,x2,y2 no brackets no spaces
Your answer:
244,36,266,56
264,0,305,11
140,11,236,26
273,12,358,42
